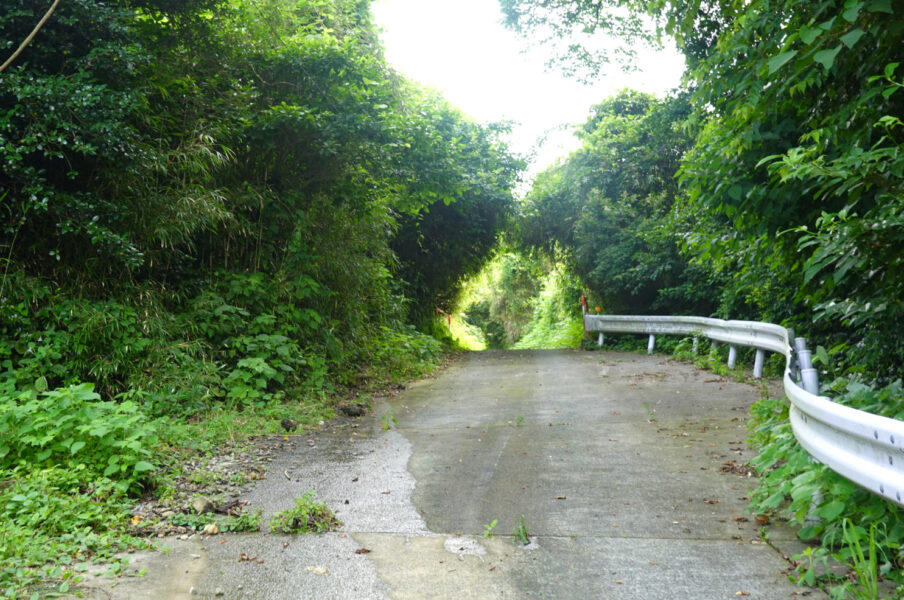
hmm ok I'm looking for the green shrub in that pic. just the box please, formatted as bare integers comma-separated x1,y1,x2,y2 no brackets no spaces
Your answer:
368,325,444,382
0,383,158,492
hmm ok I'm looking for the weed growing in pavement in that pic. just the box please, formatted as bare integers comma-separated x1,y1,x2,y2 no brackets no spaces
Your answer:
513,515,531,545
381,409,398,431
168,510,262,533
482,519,498,538
269,492,341,534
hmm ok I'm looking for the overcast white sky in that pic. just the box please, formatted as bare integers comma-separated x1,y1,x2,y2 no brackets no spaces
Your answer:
370,0,686,181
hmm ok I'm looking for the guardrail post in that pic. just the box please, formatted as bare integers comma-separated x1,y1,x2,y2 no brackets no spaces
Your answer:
647,334,655,354
598,333,604,348
753,349,765,378
692,336,699,355
794,338,821,394
727,345,737,369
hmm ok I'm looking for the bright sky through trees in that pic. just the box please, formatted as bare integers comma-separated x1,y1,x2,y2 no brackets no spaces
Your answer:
370,0,686,179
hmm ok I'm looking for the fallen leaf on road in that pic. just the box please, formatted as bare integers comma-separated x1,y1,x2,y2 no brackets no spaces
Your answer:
735,592,750,596
381,490,391,495
352,477,359,482
703,499,719,504
734,517,749,522
306,566,329,576
355,548,371,554
555,495,566,500
755,514,770,525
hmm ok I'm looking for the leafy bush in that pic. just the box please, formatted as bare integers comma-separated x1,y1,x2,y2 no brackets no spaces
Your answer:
514,267,584,350
368,326,444,382
0,383,157,492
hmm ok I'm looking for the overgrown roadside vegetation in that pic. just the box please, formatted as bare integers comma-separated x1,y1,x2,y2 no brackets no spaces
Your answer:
0,0,517,597
452,251,584,350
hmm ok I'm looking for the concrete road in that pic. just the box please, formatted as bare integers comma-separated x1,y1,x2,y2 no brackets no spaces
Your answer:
84,349,822,599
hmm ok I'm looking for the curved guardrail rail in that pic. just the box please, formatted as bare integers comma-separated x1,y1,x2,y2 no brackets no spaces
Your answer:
581,304,904,508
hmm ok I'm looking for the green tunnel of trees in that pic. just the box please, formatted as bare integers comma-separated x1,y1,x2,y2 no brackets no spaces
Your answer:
2,0,904,596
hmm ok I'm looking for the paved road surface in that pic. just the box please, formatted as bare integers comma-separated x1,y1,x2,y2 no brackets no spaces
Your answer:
83,349,821,599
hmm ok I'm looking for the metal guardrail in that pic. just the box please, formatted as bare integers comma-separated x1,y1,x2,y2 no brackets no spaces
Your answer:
581,305,904,509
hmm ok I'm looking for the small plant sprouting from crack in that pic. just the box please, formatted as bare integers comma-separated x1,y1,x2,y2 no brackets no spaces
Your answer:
381,409,398,430
482,519,498,538
513,515,530,545
269,491,341,534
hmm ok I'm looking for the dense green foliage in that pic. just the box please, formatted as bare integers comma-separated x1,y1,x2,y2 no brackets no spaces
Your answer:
503,0,904,375
519,90,719,316
1,0,518,399
0,0,518,595
511,266,584,349
0,0,519,405
269,491,341,534
502,0,904,593
459,253,543,348
454,252,583,350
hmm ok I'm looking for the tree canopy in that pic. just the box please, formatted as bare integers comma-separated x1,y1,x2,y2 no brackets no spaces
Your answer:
0,0,521,402
504,0,904,377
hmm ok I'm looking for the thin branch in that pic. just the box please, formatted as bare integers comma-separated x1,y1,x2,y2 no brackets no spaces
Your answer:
0,0,62,74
